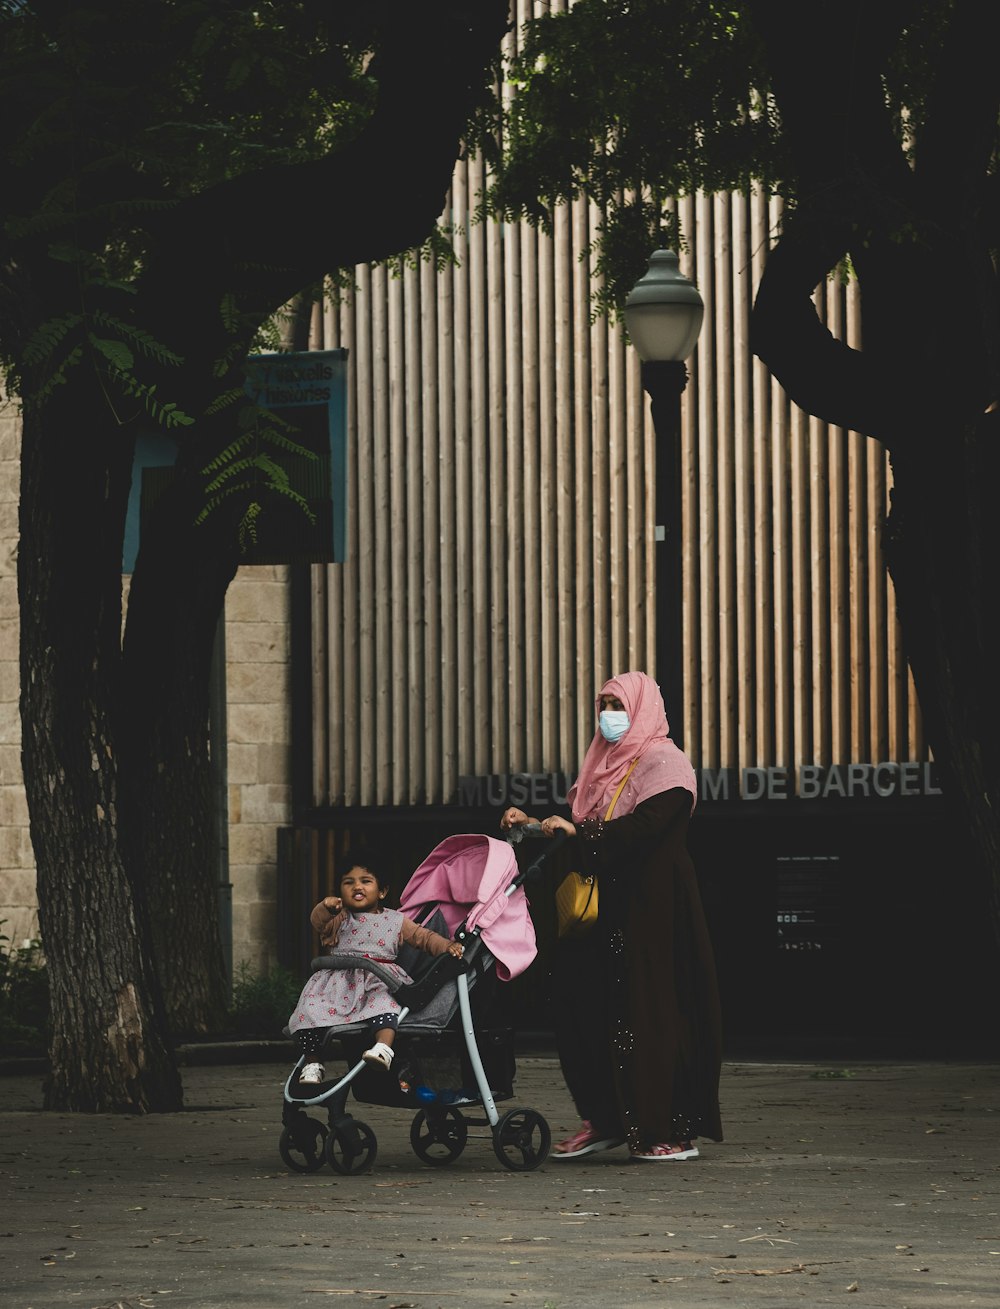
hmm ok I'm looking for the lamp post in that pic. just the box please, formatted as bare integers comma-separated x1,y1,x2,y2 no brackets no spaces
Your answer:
624,250,704,748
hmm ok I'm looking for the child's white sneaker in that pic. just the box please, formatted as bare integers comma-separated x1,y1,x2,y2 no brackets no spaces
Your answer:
362,1041,394,1072
299,1062,325,1084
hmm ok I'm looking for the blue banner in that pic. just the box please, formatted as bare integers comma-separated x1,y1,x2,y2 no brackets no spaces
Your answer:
123,348,349,572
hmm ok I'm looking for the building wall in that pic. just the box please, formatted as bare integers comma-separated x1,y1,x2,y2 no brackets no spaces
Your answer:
0,399,34,950
0,391,291,977
224,564,292,975
307,185,927,810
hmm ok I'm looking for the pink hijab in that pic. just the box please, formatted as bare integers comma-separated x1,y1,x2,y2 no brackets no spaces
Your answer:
567,671,697,822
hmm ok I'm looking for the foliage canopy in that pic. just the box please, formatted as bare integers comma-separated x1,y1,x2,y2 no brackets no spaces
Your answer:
478,0,994,318
1,2,374,398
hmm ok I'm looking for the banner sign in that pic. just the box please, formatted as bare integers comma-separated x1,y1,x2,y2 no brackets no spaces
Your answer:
123,348,348,573
243,348,348,565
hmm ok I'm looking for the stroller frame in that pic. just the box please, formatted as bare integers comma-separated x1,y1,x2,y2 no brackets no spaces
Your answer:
279,845,551,1175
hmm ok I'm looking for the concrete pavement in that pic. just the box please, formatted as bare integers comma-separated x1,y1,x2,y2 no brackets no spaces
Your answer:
1,1054,998,1308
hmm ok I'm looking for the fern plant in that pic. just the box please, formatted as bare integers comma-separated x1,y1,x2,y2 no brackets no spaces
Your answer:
0,921,48,1055
197,400,317,549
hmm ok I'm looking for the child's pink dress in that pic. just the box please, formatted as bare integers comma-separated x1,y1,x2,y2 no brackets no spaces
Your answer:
288,908,444,1031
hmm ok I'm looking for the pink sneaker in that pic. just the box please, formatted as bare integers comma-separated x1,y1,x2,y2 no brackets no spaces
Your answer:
630,1141,700,1161
552,1120,625,1159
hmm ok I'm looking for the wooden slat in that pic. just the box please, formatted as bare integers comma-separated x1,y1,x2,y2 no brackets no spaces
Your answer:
468,153,492,777
310,563,328,805
436,236,457,798
810,404,831,762
554,202,577,763
387,271,407,801
713,193,736,767
452,162,474,791
503,219,526,765
826,276,851,764
486,186,509,773
572,201,594,754
353,267,375,804
677,196,699,750
537,203,558,765
589,202,611,710
521,217,542,770
868,439,889,761
607,293,627,680
420,256,442,796
790,404,812,764
731,190,755,771
403,263,425,802
371,265,392,800
750,191,775,764
695,193,719,765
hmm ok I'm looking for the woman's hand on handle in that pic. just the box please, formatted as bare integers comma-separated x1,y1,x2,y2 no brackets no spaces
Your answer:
540,815,576,838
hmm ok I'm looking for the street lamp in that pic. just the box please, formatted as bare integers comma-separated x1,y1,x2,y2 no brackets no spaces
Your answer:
624,249,704,748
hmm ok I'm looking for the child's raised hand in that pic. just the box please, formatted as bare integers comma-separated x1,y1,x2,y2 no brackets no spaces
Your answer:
446,941,465,959
500,806,529,830
324,895,343,913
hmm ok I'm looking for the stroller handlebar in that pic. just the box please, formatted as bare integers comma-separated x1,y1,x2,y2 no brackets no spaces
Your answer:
518,828,570,884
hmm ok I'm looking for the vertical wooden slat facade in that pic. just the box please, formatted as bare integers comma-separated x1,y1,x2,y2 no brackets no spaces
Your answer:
310,182,926,808
307,12,926,807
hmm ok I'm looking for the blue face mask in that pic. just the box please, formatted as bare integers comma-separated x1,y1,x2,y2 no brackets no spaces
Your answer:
599,710,630,743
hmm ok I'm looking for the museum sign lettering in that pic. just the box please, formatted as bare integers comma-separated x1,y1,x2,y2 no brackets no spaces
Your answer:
457,762,942,807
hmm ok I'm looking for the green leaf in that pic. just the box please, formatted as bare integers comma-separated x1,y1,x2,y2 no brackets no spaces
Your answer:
88,335,135,373
203,388,245,416
238,501,262,550
219,293,241,333
90,312,183,365
21,314,83,367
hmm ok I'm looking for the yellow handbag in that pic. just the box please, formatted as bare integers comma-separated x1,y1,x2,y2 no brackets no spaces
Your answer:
555,760,638,939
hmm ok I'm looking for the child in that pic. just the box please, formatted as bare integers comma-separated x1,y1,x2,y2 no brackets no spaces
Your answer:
288,851,464,1083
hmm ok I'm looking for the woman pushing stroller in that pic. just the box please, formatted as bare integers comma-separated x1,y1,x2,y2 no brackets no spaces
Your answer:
288,850,464,1084
502,671,723,1162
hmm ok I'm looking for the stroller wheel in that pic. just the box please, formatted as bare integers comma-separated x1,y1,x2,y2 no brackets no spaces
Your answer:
410,1107,468,1166
325,1121,378,1175
279,1118,328,1173
492,1108,551,1172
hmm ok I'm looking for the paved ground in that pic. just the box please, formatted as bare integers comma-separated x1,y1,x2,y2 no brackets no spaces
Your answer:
1,1054,998,1309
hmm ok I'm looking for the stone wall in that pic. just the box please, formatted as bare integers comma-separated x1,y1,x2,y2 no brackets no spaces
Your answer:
224,564,292,975
0,401,34,950
0,401,291,977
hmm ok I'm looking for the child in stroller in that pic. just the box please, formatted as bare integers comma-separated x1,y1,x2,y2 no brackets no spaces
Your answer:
279,833,552,1175
288,851,465,1083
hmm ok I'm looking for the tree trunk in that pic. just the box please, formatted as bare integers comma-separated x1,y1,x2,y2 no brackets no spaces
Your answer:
18,378,181,1111
746,1,1000,943
882,412,1000,939
120,441,240,1038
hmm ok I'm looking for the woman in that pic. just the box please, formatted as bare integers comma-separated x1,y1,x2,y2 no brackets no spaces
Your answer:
501,671,723,1161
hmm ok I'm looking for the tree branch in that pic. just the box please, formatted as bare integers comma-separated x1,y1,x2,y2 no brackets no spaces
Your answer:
750,218,893,440
745,0,955,445
746,0,917,192
140,0,509,322
916,0,1000,204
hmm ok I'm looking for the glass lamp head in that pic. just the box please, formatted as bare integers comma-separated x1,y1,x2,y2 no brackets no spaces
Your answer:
624,249,704,361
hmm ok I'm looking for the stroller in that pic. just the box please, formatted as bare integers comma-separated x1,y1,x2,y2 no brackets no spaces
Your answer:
278,833,551,1175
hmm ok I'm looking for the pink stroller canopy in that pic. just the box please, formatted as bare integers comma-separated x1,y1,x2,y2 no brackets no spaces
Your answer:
399,834,537,981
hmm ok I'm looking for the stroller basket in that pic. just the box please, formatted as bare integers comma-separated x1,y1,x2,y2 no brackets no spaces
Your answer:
278,833,552,1176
